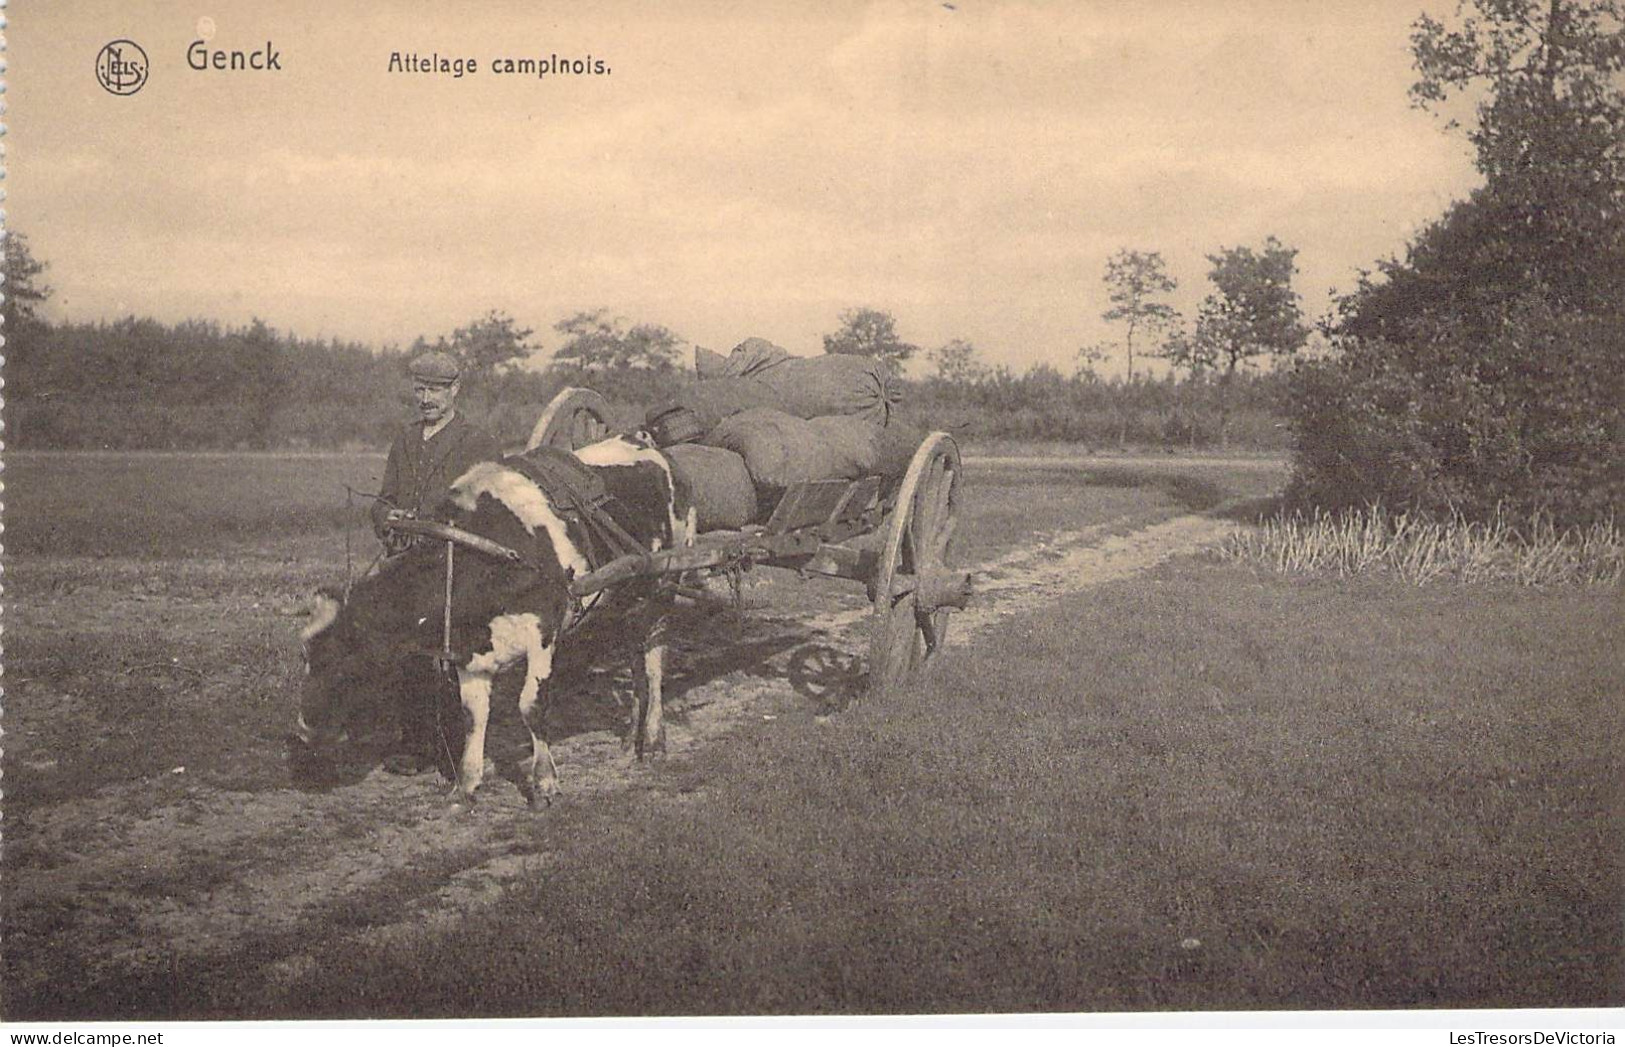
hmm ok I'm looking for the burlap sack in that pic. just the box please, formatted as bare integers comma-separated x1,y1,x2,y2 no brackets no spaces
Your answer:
646,376,789,436
806,415,881,478
706,409,823,488
754,354,899,427
873,421,927,484
696,337,789,378
715,337,792,377
664,443,758,532
683,338,903,427
706,409,889,490
694,346,731,379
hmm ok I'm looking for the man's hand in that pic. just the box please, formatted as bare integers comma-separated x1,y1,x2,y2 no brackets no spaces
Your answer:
382,509,418,555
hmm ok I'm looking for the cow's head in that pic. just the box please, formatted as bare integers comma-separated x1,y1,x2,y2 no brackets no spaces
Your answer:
292,585,357,754
288,550,469,763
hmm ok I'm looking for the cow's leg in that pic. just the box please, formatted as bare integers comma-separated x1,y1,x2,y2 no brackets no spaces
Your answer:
631,595,675,759
517,638,560,806
453,668,494,804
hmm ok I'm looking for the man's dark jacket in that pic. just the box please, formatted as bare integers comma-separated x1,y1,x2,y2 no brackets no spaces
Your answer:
370,413,503,537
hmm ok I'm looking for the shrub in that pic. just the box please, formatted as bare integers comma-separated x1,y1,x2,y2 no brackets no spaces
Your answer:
1288,308,1625,528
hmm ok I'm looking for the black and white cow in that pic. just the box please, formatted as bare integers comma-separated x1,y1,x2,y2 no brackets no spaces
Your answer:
294,436,697,806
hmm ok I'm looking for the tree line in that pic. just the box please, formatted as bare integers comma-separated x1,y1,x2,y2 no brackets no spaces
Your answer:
1,244,1291,452
0,299,684,450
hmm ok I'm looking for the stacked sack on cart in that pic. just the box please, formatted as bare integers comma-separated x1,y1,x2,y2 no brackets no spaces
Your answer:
650,337,927,531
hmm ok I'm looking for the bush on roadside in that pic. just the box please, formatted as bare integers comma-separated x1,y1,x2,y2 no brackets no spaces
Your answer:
1283,0,1625,531
1287,305,1625,528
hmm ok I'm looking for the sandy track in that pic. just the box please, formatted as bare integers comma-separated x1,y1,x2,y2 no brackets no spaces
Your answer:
6,510,1244,1000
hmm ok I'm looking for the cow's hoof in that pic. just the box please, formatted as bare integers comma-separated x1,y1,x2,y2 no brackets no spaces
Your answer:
447,785,479,810
519,776,559,808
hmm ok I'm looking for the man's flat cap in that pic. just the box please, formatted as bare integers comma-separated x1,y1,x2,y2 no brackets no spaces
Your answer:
408,350,462,385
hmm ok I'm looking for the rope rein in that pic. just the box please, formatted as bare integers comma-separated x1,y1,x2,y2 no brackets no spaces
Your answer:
342,483,393,600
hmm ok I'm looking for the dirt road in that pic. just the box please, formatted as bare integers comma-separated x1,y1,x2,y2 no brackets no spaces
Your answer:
4,504,1244,1012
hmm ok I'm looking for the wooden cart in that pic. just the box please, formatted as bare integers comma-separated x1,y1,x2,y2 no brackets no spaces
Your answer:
529,387,970,696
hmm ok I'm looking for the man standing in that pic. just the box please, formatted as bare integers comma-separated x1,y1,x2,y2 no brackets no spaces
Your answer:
371,350,503,543
371,350,502,775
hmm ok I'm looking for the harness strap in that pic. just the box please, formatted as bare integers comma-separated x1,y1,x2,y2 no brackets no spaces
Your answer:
579,505,652,567
504,448,651,569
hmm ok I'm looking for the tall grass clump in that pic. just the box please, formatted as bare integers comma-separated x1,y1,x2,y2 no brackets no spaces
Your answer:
1223,506,1624,586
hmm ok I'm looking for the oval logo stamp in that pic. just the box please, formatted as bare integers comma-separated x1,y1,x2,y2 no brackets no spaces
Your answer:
96,39,149,95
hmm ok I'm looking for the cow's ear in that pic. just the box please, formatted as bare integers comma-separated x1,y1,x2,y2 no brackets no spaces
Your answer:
301,590,344,643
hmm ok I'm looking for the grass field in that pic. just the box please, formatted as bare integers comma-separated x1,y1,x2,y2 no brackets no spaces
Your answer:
258,566,1624,1016
4,449,1618,1018
4,451,386,559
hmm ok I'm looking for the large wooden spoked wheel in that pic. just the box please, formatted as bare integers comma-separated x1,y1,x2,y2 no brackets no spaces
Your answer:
527,387,612,452
869,432,967,697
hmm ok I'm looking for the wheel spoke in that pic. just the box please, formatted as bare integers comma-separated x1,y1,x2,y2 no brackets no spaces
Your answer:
929,516,958,562
915,457,947,538
920,474,954,560
872,592,920,694
899,516,919,572
918,608,943,657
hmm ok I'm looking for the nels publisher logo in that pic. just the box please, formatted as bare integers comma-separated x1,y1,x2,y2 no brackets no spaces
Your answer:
96,39,149,95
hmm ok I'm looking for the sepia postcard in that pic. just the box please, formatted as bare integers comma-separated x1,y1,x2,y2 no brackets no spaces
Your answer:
3,0,1619,1037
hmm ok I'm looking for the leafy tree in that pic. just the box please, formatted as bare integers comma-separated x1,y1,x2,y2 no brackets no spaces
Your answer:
549,308,684,373
1177,237,1307,445
822,307,919,369
1345,0,1625,338
1411,0,1624,205
1291,0,1625,525
3,230,51,330
1188,238,1309,376
1101,248,1179,382
1074,341,1111,383
928,338,989,385
3,231,53,441
1157,330,1207,378
447,310,539,374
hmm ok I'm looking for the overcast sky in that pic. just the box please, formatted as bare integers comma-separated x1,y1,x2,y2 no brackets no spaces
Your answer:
13,0,1483,375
